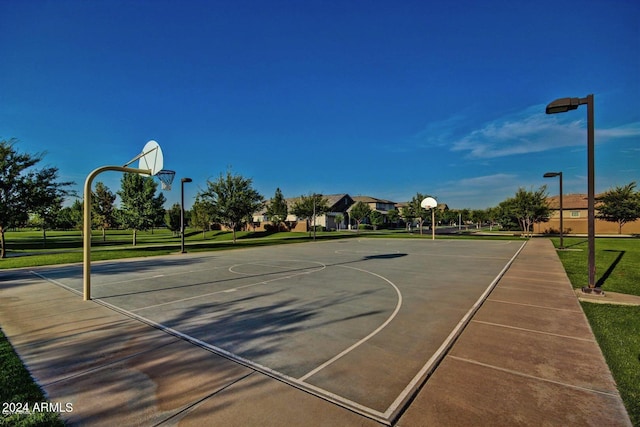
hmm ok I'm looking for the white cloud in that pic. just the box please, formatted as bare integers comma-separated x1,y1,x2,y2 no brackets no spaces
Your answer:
597,122,640,139
456,173,517,187
447,106,640,159
429,173,522,209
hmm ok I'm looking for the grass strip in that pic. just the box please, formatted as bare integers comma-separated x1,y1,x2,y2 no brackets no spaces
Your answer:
0,329,65,427
580,303,640,426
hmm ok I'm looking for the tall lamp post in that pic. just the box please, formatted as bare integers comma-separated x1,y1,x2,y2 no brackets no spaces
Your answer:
543,172,564,250
181,177,192,254
546,94,598,292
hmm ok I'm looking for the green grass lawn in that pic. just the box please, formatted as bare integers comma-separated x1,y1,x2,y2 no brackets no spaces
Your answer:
0,329,65,427
553,236,640,426
554,237,640,296
0,228,356,269
580,303,640,427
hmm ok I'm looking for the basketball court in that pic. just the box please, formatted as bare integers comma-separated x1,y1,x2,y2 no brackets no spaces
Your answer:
30,238,524,423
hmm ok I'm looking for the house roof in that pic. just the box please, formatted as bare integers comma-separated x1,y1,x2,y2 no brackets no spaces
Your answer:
324,194,354,209
352,195,396,204
546,193,604,209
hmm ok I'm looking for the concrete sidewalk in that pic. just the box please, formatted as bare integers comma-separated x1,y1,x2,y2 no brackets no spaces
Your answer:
0,238,632,426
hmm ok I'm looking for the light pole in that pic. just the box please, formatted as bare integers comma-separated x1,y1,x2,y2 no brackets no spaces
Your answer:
181,177,192,254
546,94,597,292
543,172,564,250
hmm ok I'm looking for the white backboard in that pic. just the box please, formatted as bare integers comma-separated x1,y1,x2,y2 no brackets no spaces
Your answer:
421,197,437,209
138,140,164,175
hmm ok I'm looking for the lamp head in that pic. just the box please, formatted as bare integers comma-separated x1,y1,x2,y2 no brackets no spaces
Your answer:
543,172,560,178
546,97,582,114
181,177,193,183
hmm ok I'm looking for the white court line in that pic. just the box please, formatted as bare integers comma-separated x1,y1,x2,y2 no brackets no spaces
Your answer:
94,264,232,287
29,268,391,423
298,265,403,381
90,295,392,425
334,249,400,255
410,252,513,260
228,260,324,276
130,261,326,312
30,271,82,297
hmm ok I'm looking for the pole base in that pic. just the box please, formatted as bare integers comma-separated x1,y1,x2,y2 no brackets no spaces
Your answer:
581,286,605,296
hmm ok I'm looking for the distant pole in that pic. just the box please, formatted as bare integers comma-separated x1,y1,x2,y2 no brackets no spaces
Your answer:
431,208,435,240
559,172,564,249
313,195,316,241
181,177,193,253
544,171,564,249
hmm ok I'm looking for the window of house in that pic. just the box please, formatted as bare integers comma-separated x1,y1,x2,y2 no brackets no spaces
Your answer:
571,211,581,218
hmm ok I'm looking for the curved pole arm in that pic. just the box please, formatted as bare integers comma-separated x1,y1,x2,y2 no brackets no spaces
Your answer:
83,166,150,300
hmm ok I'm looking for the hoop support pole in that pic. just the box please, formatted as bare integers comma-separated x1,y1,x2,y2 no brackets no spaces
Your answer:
84,165,150,301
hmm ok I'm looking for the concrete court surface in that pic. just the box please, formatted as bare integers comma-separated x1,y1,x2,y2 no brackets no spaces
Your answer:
0,237,632,426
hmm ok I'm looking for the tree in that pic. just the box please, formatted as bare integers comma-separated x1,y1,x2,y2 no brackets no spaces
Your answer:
56,200,83,230
165,203,182,236
92,182,116,241
485,207,500,231
31,195,64,245
407,193,430,235
117,172,166,245
470,209,487,229
290,193,329,236
190,196,215,238
596,181,640,234
459,208,471,228
369,210,384,230
0,139,74,258
349,201,371,232
501,186,551,237
265,187,288,231
334,213,344,230
150,189,167,232
199,170,264,243
494,201,519,231
400,205,415,231
387,208,400,228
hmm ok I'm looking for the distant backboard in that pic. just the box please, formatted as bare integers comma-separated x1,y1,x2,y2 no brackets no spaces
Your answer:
421,197,437,209
138,140,164,176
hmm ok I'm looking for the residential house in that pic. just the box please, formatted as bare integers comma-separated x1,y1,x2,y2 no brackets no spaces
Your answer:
535,193,640,235
350,196,397,227
254,194,355,232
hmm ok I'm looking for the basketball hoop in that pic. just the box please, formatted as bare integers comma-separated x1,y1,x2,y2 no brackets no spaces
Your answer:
156,170,176,190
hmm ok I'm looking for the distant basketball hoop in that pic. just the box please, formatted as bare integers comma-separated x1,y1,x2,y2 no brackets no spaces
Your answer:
421,197,438,240
156,170,176,191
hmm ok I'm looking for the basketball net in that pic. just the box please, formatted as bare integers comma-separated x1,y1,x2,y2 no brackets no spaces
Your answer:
156,170,176,191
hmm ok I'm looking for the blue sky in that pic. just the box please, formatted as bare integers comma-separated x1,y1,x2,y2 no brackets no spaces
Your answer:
1,0,639,209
